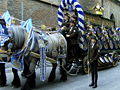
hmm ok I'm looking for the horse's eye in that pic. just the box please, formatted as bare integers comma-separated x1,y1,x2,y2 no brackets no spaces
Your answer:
8,43,13,49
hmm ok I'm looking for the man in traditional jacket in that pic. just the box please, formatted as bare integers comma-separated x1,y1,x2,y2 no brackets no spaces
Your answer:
88,36,100,88
66,20,79,49
66,20,80,74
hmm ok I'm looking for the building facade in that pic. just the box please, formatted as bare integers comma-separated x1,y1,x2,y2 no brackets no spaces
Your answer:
0,0,120,28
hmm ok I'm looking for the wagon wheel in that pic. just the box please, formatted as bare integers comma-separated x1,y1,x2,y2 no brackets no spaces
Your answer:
83,56,90,74
112,52,119,66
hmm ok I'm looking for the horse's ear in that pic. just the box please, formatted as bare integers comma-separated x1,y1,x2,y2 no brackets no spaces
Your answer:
0,19,6,26
8,42,13,49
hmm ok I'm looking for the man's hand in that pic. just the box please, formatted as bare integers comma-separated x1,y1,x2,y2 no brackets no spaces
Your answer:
61,26,66,30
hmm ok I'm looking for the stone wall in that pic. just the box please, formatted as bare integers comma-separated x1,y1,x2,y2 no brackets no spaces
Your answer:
7,0,59,28
0,0,7,13
103,0,120,27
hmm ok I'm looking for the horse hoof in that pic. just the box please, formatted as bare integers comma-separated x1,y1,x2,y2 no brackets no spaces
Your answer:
21,84,32,90
0,84,7,87
12,84,21,88
30,84,35,89
48,78,55,82
11,82,21,88
48,76,55,82
60,77,67,82
21,87,32,90
48,74,55,82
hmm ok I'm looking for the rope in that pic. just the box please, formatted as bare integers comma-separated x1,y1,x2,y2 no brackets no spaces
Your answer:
60,59,79,76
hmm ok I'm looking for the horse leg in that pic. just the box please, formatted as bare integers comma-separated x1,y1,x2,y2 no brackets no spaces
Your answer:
0,63,7,87
21,59,36,90
11,68,21,88
21,72,36,90
21,60,30,78
48,63,57,82
59,59,67,81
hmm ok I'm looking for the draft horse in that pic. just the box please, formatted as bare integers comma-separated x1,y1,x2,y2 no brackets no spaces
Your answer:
0,26,67,90
0,19,21,88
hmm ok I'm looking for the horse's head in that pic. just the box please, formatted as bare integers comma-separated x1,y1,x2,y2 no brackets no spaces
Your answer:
0,25,26,58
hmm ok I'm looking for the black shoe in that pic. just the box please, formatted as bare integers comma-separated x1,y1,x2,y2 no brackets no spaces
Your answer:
92,84,97,88
89,83,94,87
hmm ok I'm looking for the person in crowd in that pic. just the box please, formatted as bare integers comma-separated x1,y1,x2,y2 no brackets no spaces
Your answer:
70,14,77,25
60,13,70,38
61,13,70,28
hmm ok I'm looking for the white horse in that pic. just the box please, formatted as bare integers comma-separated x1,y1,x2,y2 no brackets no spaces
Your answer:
0,25,67,90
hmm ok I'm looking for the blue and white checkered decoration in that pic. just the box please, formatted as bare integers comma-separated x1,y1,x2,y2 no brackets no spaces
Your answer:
58,0,84,31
